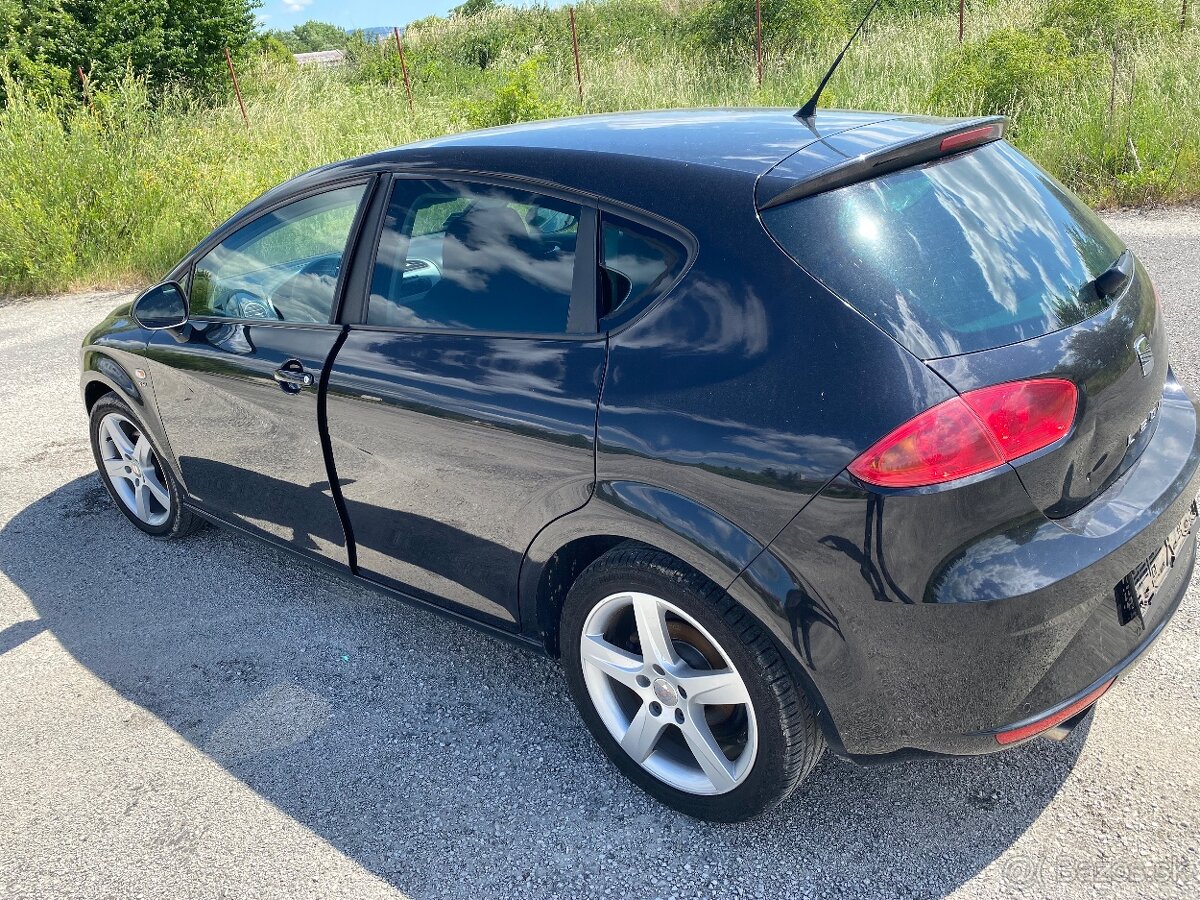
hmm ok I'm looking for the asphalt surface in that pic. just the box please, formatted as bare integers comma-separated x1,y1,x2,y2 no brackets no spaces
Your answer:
2,207,1199,899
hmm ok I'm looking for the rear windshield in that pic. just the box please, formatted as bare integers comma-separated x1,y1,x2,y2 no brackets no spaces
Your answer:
761,141,1126,358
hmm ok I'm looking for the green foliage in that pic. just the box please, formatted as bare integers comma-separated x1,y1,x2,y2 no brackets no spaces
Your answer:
452,0,500,17
1040,0,1177,48
461,56,562,128
2,0,1200,296
684,0,851,53
0,0,259,102
870,0,997,19
256,34,297,67
932,26,1091,116
268,20,351,53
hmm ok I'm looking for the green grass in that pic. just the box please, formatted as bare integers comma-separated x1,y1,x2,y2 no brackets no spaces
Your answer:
1,0,1198,296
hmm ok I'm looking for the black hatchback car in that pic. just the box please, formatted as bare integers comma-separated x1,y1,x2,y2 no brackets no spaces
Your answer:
82,109,1200,821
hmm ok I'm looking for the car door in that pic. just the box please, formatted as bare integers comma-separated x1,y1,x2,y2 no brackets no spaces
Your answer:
325,176,606,626
143,178,374,566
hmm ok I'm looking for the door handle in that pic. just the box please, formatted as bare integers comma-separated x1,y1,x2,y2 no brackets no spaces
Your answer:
273,366,314,389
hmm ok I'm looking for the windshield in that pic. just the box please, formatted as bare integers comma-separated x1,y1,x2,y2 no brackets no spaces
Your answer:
761,141,1126,358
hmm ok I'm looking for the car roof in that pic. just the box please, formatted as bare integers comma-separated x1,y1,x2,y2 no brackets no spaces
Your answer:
383,108,901,175
222,108,976,238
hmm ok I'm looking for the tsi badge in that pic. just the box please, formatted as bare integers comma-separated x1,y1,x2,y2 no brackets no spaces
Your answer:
1134,334,1154,377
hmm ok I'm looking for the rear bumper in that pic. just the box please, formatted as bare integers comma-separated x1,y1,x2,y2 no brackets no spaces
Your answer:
988,535,1192,745
739,376,1200,758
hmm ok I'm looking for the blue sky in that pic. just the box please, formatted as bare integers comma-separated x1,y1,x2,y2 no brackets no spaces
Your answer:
260,0,569,31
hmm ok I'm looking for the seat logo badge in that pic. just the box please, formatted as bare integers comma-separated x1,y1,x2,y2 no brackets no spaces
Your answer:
1134,335,1154,377
652,678,679,707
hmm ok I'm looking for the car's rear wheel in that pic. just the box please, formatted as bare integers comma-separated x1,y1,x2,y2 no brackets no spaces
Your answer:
561,543,824,821
89,394,197,538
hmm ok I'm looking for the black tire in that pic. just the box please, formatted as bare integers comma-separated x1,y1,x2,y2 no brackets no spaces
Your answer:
89,393,199,539
561,543,824,821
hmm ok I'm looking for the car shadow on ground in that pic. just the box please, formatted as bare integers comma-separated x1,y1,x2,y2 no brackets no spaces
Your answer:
1,476,1091,898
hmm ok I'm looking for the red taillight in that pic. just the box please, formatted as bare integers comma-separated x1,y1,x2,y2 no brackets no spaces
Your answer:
994,679,1113,745
848,378,1078,489
961,379,1078,461
939,124,1003,153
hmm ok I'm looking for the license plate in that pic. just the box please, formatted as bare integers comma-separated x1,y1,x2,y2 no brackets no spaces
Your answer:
1117,496,1200,624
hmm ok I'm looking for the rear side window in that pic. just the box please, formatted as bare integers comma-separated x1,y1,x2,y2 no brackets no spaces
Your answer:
368,180,582,334
761,141,1126,358
600,215,686,321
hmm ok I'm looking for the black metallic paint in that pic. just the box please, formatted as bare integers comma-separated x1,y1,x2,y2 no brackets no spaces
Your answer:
324,330,606,626
930,260,1166,518
142,321,348,564
79,108,1200,762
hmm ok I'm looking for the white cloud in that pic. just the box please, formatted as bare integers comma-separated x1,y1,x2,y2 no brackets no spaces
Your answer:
282,0,314,12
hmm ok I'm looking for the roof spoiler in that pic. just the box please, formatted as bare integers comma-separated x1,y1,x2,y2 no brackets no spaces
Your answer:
757,116,1007,210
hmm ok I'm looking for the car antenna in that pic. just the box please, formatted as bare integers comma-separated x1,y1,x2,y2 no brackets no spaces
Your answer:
797,0,884,123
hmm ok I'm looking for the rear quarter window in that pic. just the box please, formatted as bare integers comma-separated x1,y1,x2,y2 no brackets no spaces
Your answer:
761,141,1126,358
600,214,687,325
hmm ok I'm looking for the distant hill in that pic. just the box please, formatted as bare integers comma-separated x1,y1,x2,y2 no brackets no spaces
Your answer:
356,27,396,40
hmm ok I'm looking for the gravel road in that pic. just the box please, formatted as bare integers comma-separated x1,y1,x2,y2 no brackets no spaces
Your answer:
2,208,1199,900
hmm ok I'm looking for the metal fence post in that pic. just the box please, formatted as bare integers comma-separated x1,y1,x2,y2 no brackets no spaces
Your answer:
569,7,584,104
393,27,415,113
755,0,763,87
959,0,965,43
224,47,249,128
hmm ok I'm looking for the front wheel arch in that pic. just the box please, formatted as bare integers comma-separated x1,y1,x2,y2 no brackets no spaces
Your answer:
83,379,115,413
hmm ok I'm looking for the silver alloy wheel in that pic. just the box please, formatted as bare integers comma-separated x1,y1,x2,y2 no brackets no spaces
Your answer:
580,591,758,795
98,412,171,527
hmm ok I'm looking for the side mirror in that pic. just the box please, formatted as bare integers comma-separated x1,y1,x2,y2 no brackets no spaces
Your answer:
132,281,188,330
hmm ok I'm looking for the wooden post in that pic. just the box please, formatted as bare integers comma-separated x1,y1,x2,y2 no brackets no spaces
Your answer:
224,47,249,128
755,0,763,88
959,0,965,43
393,27,414,113
77,66,94,111
569,7,584,104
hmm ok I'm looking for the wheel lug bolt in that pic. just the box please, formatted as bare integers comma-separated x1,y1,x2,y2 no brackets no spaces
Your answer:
674,709,684,724
649,701,662,716
636,674,650,688
652,664,664,676
677,686,687,699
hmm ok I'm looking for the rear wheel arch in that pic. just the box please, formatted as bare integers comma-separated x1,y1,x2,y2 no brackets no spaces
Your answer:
521,482,769,655
533,534,629,656
555,539,841,744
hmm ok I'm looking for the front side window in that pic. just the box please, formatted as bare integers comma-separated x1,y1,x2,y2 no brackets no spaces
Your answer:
191,183,367,323
368,180,582,333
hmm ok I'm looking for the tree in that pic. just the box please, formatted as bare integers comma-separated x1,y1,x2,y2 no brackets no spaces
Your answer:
268,20,351,53
0,0,260,103
256,33,296,66
452,0,499,18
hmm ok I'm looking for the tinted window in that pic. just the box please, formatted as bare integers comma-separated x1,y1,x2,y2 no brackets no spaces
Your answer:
600,215,686,320
191,183,366,323
368,180,582,333
761,141,1126,358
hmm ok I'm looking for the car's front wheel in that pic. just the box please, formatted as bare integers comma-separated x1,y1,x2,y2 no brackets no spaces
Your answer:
561,543,824,821
89,394,198,538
